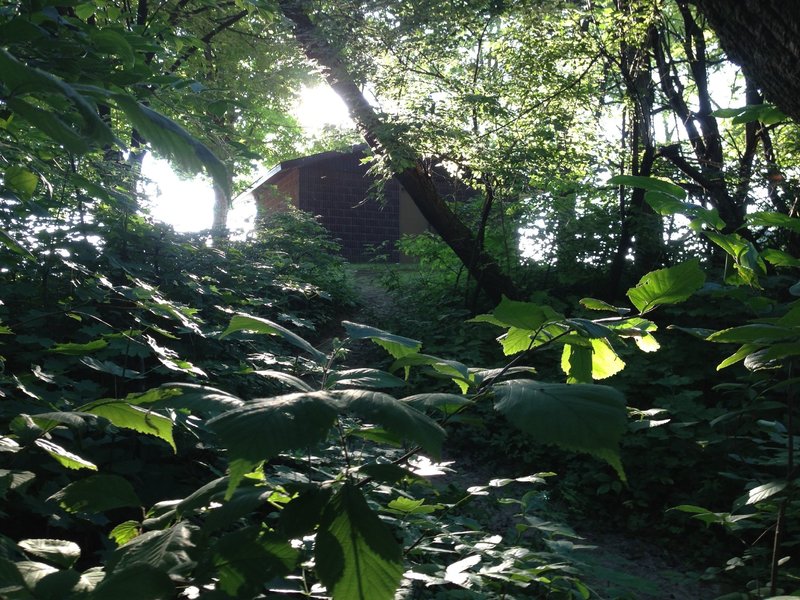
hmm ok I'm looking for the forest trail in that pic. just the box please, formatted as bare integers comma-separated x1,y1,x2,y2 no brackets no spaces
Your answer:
335,265,719,600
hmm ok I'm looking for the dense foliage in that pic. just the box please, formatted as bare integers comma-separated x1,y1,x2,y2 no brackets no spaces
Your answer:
1,0,800,598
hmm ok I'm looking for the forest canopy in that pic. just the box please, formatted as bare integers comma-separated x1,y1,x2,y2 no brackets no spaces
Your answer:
1,0,799,598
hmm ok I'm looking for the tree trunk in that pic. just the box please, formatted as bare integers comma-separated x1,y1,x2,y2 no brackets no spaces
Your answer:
694,0,800,123
277,0,521,304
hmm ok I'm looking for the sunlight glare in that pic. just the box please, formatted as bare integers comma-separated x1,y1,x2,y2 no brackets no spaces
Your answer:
294,84,354,133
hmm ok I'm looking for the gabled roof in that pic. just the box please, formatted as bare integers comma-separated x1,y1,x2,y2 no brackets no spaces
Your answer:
238,144,369,199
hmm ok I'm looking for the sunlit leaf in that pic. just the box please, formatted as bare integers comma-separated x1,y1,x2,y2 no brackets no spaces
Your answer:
18,539,80,568
221,314,326,363
343,321,422,359
4,166,38,199
34,439,97,471
107,521,197,576
626,259,706,314
109,521,141,547
83,401,175,451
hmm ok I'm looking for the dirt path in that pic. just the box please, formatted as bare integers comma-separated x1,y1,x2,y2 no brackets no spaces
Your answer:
337,266,719,599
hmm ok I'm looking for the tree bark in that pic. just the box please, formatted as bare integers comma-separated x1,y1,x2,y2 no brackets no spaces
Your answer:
277,0,521,304
693,0,800,123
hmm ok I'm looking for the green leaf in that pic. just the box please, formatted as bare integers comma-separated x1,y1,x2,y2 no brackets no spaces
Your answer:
208,392,337,494
49,339,108,355
4,166,38,199
279,486,333,538
108,522,196,576
0,48,115,146
401,393,471,415
6,97,90,154
80,357,143,379
18,539,80,568
154,383,244,415
471,296,562,330
112,95,230,200
342,321,422,359
492,380,627,479
34,439,97,471
221,314,326,363
0,227,34,260
254,369,314,392
90,29,135,69
91,563,174,599
644,191,725,230
748,211,800,233
83,402,175,451
561,344,592,384
626,259,706,314
315,483,403,600
707,324,797,344
386,497,442,514
48,475,141,513
579,298,630,314
705,231,766,286
332,390,445,458
609,175,686,200
761,248,800,268
109,521,141,547
735,481,786,510
589,338,626,379
213,528,298,597
326,368,408,390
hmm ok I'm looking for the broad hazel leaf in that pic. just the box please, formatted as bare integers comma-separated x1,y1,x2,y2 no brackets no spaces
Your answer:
18,539,80,569
82,401,175,451
492,380,627,479
112,95,230,199
579,297,630,314
315,483,403,600
342,321,421,359
208,392,338,492
4,166,38,199
212,528,298,597
107,521,197,576
561,344,592,384
326,368,408,390
589,338,626,379
91,563,174,599
470,296,562,330
48,474,141,514
34,439,97,471
626,259,706,314
221,314,326,364
332,390,445,458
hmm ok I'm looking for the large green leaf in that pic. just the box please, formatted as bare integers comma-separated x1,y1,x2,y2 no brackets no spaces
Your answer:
91,563,174,600
82,401,175,451
626,259,706,314
5,98,89,154
208,392,337,492
332,390,445,458
48,475,141,514
315,483,403,600
0,227,34,260
3,166,38,200
34,439,97,471
220,314,326,363
492,379,627,479
0,48,115,146
609,174,686,199
471,296,563,330
107,522,197,576
747,211,800,233
326,368,408,390
17,539,80,569
212,528,298,597
342,321,422,359
112,95,229,199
